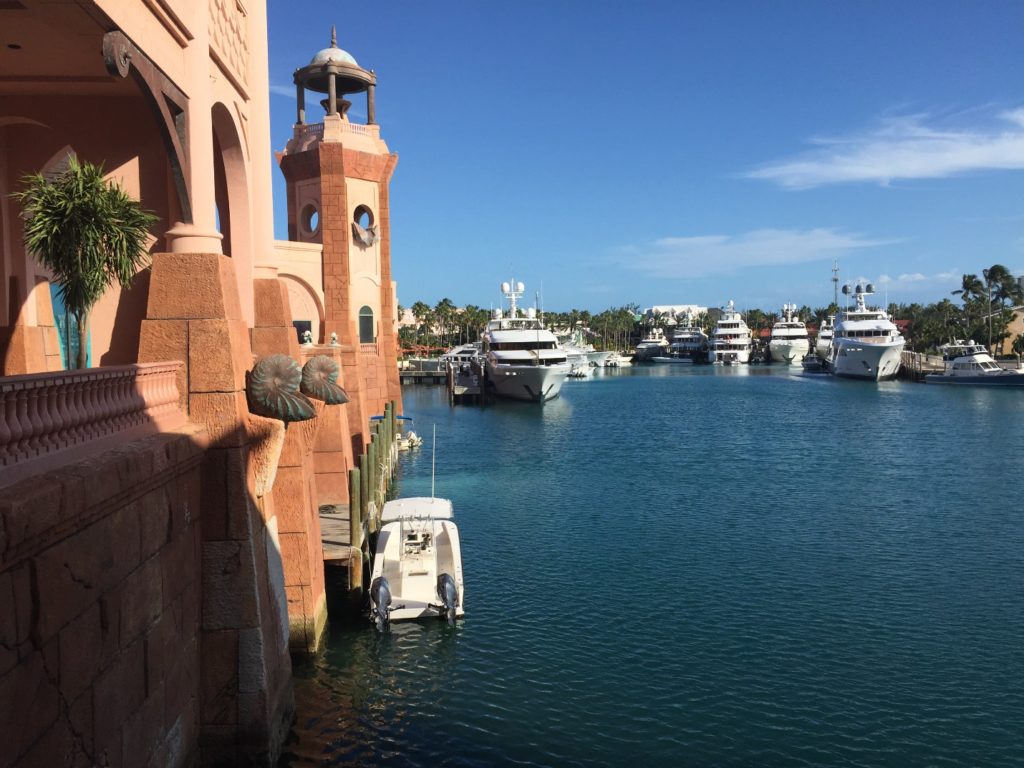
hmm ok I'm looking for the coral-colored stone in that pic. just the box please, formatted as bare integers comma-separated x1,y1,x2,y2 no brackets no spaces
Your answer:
145,253,244,322
188,318,251,393
189,392,250,447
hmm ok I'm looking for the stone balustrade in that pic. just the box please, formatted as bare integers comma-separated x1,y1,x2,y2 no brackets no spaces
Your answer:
0,362,185,476
359,342,379,356
290,120,382,152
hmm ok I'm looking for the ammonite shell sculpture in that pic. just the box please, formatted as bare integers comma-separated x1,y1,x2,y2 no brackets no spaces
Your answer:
300,355,349,405
246,354,317,422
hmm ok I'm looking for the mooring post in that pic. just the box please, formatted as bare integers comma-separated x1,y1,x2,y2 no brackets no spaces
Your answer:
348,467,363,591
368,438,378,529
359,449,370,531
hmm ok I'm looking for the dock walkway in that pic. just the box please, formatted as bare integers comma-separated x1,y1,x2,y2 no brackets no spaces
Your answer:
319,504,361,563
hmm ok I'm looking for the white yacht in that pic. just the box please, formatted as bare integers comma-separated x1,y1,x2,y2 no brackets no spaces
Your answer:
440,342,481,366
925,341,1024,386
815,316,834,360
652,313,708,363
634,327,669,361
559,330,606,370
768,303,810,365
482,280,571,403
829,283,904,381
369,497,464,627
707,301,752,364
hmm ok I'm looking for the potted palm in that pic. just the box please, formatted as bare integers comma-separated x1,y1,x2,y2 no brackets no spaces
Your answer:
14,158,157,368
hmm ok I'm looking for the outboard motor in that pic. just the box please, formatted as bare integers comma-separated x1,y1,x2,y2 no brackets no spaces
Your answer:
370,576,393,631
436,573,460,626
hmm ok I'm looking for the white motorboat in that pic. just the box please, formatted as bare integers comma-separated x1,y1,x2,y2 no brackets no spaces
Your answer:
604,352,633,367
768,303,810,364
815,316,834,360
828,283,904,381
925,340,1024,386
369,497,465,627
707,301,752,364
634,327,669,361
652,313,708,364
482,280,571,403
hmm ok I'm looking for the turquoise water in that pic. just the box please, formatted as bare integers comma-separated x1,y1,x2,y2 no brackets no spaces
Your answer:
283,366,1024,767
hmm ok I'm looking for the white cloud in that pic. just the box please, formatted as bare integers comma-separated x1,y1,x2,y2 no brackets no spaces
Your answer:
746,108,1024,189
269,84,296,99
874,270,961,294
617,228,895,279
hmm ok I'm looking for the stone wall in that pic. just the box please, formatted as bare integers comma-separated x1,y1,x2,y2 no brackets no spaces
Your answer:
0,426,206,767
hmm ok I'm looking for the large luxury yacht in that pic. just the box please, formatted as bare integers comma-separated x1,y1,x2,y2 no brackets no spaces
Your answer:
768,303,810,364
829,283,904,381
634,327,669,361
652,312,708,363
708,301,752,364
815,316,834,360
482,280,570,402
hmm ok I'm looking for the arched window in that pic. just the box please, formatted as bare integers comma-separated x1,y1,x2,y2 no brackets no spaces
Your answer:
359,306,375,343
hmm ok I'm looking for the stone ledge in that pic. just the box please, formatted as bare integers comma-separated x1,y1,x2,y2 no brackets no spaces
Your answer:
0,424,208,571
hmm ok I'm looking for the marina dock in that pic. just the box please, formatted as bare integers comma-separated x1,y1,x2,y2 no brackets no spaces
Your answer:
322,401,402,602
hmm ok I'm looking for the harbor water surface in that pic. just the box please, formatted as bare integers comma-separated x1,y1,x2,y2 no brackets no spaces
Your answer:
283,365,1024,767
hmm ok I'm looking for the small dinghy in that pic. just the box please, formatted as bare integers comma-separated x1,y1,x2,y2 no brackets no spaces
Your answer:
369,497,465,628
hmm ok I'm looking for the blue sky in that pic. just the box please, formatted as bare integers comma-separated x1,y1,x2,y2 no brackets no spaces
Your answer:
266,2,1024,313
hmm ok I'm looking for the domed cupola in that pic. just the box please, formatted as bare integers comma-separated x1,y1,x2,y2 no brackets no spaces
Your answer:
292,26,377,124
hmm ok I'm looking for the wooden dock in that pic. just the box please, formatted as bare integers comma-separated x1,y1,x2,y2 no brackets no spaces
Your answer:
319,504,361,563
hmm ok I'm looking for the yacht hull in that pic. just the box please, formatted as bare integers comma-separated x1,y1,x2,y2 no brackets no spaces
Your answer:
815,338,832,360
925,372,1024,386
769,338,810,364
651,356,695,364
830,340,904,381
708,349,750,364
486,361,570,402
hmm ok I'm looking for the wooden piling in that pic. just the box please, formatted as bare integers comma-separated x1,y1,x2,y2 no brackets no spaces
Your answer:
348,467,362,590
368,439,378,529
359,449,370,531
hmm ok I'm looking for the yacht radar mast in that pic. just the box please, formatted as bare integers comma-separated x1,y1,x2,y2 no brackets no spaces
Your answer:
501,280,525,318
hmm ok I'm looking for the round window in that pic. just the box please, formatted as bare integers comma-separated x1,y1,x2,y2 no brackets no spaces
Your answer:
353,205,374,229
301,203,320,236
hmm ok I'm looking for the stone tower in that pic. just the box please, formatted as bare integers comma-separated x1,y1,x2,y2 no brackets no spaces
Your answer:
278,27,402,452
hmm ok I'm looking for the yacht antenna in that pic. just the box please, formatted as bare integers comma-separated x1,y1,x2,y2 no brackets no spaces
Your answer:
431,423,436,500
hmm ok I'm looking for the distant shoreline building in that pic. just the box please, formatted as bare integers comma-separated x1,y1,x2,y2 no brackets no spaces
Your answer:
643,304,709,323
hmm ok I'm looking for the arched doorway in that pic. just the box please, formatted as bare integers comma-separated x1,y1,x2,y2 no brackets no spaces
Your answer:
210,103,251,265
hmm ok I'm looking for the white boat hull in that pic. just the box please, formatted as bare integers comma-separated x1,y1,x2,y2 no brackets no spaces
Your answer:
486,360,570,402
769,338,810,364
371,511,464,623
815,338,832,360
708,348,750,364
830,340,904,381
587,350,612,367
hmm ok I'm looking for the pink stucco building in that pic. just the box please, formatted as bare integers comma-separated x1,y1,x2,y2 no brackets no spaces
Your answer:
1,2,403,764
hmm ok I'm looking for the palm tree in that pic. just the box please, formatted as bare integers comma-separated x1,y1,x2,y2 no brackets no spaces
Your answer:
15,158,157,368
952,273,985,344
